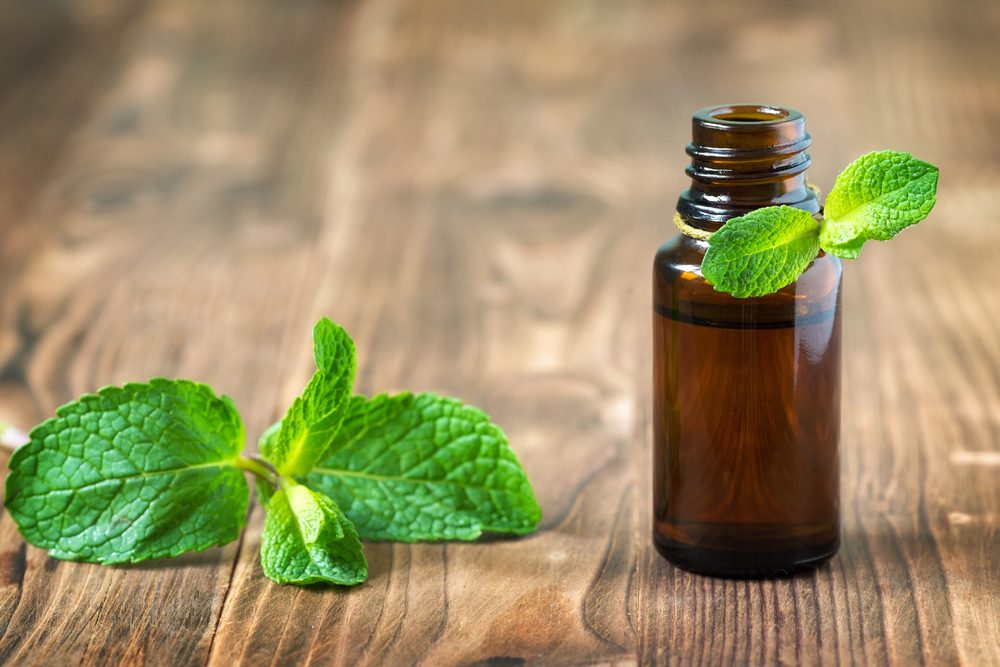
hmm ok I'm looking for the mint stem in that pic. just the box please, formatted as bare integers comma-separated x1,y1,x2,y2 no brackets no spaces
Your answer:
237,454,280,486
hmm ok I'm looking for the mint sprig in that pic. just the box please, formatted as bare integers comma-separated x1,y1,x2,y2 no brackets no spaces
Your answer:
701,150,939,297
2,318,542,587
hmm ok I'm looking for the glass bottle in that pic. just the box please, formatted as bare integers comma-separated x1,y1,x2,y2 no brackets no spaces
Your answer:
652,104,842,577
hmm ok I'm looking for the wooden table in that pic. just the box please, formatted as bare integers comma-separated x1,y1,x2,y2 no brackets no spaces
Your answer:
1,1,997,665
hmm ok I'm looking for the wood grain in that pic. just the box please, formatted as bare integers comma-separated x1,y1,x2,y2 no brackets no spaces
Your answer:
1,0,998,665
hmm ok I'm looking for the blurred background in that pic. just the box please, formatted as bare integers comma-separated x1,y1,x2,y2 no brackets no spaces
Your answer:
0,1,997,665
1,0,995,426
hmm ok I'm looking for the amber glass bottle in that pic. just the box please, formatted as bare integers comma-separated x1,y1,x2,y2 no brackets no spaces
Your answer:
652,104,842,577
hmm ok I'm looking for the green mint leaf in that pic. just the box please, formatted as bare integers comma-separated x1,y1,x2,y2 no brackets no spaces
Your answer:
261,318,356,477
820,150,938,254
822,236,865,260
257,420,281,453
253,423,283,508
260,481,367,585
4,379,248,564
701,206,821,298
304,393,541,542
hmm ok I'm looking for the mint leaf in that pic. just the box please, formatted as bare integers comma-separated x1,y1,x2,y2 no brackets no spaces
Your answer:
702,206,821,298
820,150,938,255
261,318,356,477
821,236,865,260
304,393,541,542
260,482,367,585
254,424,281,508
4,379,248,564
257,420,281,454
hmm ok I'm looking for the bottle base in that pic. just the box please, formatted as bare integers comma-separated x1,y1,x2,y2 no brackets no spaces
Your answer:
654,532,839,579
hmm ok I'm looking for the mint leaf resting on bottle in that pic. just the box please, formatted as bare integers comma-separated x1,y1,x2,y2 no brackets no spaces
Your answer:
700,150,938,297
2,318,542,587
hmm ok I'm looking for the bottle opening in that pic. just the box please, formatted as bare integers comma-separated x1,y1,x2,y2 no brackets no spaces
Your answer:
699,104,796,126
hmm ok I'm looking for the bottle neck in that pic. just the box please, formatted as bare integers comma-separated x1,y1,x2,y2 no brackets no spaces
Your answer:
676,104,819,233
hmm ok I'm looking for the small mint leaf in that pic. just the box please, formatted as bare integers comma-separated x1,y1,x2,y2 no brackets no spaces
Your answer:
823,236,865,259
4,379,248,564
304,393,541,542
260,482,367,585
261,318,356,477
257,420,280,457
702,206,821,298
820,150,938,252
255,422,281,508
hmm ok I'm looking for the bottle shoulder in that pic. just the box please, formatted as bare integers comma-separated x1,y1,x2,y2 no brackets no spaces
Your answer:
653,234,842,317
654,235,709,277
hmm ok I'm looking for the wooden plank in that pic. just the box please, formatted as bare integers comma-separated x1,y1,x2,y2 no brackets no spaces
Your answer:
0,0,998,664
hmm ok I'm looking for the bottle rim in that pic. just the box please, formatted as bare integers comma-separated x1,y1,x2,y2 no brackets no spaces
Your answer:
687,104,810,160
694,104,803,128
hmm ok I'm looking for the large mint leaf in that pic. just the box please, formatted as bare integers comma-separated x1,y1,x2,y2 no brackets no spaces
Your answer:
820,150,938,256
260,482,367,585
304,393,541,542
4,379,248,564
261,318,356,477
702,206,821,298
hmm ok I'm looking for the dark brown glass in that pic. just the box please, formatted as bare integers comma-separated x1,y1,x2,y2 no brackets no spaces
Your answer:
653,105,842,577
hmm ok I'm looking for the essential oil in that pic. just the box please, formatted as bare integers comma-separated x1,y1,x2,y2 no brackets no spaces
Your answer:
652,105,842,577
